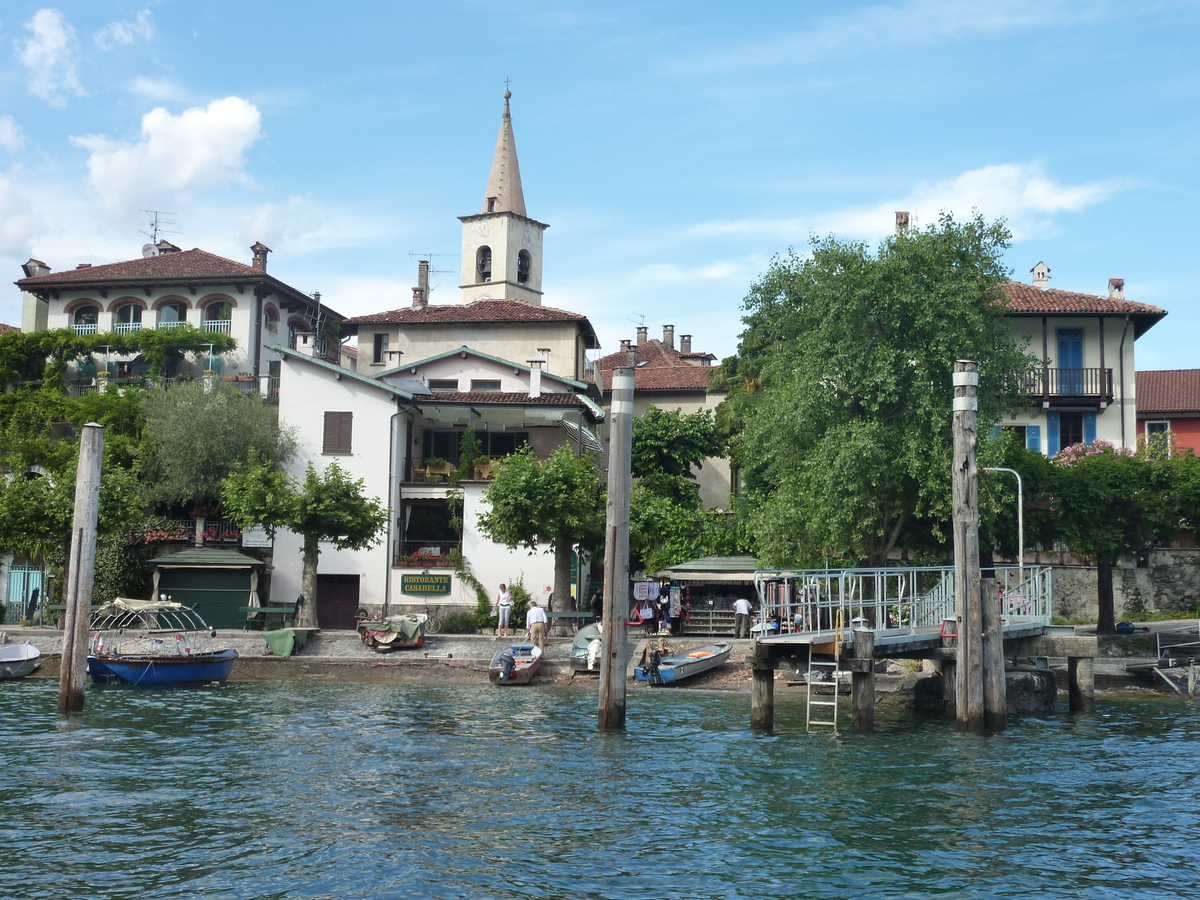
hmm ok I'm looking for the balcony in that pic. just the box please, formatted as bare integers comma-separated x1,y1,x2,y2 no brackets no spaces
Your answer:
1021,367,1114,407
73,323,99,335
157,320,187,330
393,539,460,568
203,320,232,334
114,322,142,334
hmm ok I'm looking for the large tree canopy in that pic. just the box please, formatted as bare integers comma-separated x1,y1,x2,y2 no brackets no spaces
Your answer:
727,212,1035,567
477,445,605,617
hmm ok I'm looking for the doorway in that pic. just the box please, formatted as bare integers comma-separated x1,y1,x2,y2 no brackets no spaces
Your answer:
316,574,361,629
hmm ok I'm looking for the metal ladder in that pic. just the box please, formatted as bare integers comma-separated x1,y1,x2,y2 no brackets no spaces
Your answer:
805,609,845,731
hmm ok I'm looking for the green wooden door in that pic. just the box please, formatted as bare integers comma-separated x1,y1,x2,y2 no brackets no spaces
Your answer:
158,568,251,630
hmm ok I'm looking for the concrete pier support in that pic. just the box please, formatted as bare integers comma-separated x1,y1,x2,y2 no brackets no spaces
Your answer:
851,628,875,732
751,667,774,732
1068,656,1095,712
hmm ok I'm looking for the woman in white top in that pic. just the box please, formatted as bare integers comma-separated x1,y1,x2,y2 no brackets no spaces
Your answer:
494,583,514,638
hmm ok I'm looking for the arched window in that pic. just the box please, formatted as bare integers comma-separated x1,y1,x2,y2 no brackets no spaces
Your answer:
73,305,99,335
264,307,279,333
115,303,142,333
476,246,492,283
203,301,232,333
517,250,531,284
157,301,188,329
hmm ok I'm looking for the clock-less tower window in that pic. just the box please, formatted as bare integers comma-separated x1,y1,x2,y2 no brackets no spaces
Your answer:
476,246,492,283
517,250,531,284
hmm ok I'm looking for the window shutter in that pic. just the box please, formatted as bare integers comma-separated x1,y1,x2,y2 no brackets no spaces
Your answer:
1046,412,1060,457
1026,425,1041,454
1083,412,1097,446
989,425,1002,442
324,412,352,454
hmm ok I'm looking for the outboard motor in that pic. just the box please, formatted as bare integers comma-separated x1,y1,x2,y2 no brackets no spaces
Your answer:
499,651,516,681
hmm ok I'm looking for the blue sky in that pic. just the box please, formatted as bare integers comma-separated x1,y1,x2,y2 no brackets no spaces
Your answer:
1,1,1197,368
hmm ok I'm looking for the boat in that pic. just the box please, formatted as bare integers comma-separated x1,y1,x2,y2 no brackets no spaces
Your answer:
0,643,41,680
87,598,238,686
570,623,603,670
634,640,732,685
489,644,542,684
357,615,425,652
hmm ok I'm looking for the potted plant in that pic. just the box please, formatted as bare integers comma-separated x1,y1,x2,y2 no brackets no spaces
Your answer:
425,456,449,481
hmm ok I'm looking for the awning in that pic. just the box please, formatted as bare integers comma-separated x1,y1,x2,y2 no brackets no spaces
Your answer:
558,419,603,452
648,556,760,582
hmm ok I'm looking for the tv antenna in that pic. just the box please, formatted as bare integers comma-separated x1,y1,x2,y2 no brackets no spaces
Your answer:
628,313,646,328
139,210,181,244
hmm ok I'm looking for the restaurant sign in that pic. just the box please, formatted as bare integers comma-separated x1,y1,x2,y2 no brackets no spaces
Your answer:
401,574,452,595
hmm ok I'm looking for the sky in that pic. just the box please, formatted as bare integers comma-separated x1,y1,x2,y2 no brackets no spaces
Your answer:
0,1,1197,369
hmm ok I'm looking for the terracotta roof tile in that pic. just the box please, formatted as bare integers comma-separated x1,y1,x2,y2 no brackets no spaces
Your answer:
345,299,584,325
1000,281,1166,317
16,248,260,286
1136,370,1200,414
594,339,716,392
417,391,589,406
0,323,20,334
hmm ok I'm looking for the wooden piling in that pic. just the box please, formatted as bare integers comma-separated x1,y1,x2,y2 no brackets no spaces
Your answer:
1068,656,1095,712
942,659,957,718
599,368,633,731
981,576,1007,732
851,627,875,732
751,667,774,732
952,360,985,732
58,423,104,715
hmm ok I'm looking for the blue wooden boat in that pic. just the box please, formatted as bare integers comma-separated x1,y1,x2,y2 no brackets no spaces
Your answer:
88,598,237,686
635,641,732,685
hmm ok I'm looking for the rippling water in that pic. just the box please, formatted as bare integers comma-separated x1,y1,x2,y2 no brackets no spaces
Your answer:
2,680,1199,899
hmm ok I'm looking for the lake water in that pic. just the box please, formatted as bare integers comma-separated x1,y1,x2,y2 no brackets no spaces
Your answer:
2,680,1199,899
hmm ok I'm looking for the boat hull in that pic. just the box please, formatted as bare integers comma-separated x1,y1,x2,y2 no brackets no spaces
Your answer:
0,644,41,680
635,641,732,684
87,649,238,686
489,644,542,685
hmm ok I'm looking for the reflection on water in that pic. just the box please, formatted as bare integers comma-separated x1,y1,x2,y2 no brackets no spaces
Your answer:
2,680,1199,899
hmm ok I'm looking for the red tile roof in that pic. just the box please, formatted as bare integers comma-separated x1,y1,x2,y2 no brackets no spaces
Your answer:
344,298,599,347
1000,281,1166,337
1136,370,1200,415
0,323,20,334
416,391,590,406
594,339,716,392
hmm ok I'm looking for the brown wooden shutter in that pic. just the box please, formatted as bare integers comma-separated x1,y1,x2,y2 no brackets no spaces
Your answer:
323,411,352,454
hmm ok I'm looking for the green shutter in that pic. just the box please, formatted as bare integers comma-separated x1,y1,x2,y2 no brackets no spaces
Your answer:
158,567,251,630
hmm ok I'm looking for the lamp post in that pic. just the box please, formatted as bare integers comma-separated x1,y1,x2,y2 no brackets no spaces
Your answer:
983,467,1023,590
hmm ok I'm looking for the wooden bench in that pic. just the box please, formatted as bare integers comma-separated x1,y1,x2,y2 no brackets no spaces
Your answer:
241,605,298,630
545,611,594,621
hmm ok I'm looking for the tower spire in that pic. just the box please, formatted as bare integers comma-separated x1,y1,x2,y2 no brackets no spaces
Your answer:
483,89,527,218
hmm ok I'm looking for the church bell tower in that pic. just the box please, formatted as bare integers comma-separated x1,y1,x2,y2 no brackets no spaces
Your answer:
459,90,548,305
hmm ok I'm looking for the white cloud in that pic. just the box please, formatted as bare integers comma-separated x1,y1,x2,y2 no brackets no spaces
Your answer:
128,76,192,103
16,8,86,106
689,162,1125,243
70,97,263,215
0,174,39,260
631,261,748,286
0,116,25,152
235,197,336,253
95,10,155,50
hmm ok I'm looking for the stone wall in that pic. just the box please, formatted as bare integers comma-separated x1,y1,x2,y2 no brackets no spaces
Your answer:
1049,548,1200,621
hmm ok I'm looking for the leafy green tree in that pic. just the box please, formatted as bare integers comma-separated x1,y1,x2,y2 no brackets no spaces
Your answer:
725,212,1035,567
222,460,388,628
476,445,605,618
1051,441,1179,633
631,406,723,480
142,381,296,509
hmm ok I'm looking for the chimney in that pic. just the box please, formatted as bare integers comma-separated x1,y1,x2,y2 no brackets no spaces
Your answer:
21,259,50,278
636,326,648,345
250,241,272,272
527,358,543,399
621,339,636,367
1031,261,1051,290
412,260,429,309
662,324,675,349
1108,278,1125,300
538,348,551,371
895,211,910,233
154,240,181,254
76,263,92,269
680,334,692,353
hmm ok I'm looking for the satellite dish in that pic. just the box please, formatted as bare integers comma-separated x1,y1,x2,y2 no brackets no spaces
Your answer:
141,243,157,258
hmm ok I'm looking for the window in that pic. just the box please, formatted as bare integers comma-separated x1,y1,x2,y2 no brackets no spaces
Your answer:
372,333,389,365
158,301,187,328
428,379,459,392
476,246,491,283
517,250,531,284
263,308,278,333
1145,421,1171,457
204,301,231,321
323,411,353,454
1001,425,1027,447
73,306,99,325
1059,411,1084,449
470,379,501,392
116,304,142,325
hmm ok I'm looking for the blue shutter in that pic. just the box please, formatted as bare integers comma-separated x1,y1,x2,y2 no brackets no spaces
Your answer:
209,357,224,376
1083,412,1097,445
1026,425,1041,454
1047,412,1060,456
989,425,1003,442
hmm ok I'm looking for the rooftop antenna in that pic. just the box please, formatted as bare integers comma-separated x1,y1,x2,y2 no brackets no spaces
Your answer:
408,252,455,300
139,210,181,257
627,313,646,328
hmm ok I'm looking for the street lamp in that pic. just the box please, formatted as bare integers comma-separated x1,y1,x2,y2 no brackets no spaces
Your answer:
983,467,1023,590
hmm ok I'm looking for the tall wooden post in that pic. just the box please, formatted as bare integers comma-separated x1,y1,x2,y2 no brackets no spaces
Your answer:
981,575,1007,731
58,423,104,714
851,627,875,731
952,361,985,732
599,367,633,731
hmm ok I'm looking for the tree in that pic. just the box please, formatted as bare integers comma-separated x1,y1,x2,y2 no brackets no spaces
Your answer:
631,406,723,480
222,460,388,628
725,212,1035,567
1051,441,1179,634
476,445,605,620
142,381,296,509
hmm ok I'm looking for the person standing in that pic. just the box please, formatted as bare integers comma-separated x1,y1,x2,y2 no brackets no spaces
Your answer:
494,583,513,639
733,596,753,639
526,599,549,650
590,588,603,625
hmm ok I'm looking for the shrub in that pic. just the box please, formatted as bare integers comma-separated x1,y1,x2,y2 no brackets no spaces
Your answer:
438,610,478,634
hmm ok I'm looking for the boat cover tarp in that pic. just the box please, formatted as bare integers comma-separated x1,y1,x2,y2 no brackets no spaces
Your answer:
363,615,423,643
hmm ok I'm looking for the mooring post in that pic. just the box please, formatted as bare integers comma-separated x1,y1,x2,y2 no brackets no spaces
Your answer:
981,575,1007,732
58,423,104,715
952,360,985,732
750,666,775,732
599,367,633,731
851,627,875,732
1068,656,1095,712
941,659,957,718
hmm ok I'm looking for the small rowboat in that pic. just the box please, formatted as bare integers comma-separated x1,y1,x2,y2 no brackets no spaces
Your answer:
635,641,732,684
88,648,238,686
88,598,237,686
489,644,542,685
0,643,41,680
